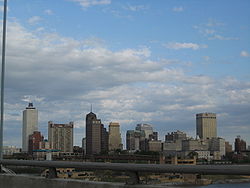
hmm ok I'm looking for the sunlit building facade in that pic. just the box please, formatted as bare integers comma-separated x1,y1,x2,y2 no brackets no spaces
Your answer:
196,113,217,139
108,122,123,151
48,121,73,152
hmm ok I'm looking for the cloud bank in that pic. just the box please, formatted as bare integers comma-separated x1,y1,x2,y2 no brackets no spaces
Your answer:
3,21,250,147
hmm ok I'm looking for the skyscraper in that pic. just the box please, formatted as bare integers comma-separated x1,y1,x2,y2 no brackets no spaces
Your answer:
108,122,122,151
135,124,153,139
101,124,109,153
196,113,217,139
22,103,38,152
48,121,73,152
86,112,102,155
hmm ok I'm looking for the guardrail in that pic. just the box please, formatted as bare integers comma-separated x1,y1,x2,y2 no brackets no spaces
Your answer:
1,159,250,184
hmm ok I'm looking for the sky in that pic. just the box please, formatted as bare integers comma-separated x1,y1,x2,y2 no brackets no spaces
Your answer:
0,0,250,148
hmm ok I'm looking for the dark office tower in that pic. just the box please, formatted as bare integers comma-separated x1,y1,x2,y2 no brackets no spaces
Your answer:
86,112,102,155
234,136,246,154
101,124,109,153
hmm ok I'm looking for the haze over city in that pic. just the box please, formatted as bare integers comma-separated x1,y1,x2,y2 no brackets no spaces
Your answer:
1,0,250,147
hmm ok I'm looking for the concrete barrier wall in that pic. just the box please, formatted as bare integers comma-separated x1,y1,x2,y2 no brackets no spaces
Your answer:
0,174,163,188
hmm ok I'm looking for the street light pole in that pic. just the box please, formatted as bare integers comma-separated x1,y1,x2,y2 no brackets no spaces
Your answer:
0,0,8,162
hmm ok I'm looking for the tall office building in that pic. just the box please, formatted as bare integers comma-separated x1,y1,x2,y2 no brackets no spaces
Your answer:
22,103,38,152
48,121,73,152
86,112,104,155
108,122,123,151
135,124,153,139
196,113,217,139
101,124,109,153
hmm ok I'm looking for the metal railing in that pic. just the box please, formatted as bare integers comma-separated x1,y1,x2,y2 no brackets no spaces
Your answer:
1,159,250,184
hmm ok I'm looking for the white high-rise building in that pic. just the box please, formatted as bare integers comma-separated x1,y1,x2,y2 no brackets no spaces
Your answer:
22,103,38,152
48,121,74,152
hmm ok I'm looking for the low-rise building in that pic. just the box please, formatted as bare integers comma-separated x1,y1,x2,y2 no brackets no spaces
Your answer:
194,150,211,160
148,140,162,152
182,139,209,151
163,140,182,151
208,137,225,159
165,130,187,142
28,131,44,154
3,146,21,156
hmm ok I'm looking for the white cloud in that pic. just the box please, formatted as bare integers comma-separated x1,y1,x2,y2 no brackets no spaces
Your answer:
35,27,45,32
194,19,239,41
208,34,239,40
206,19,225,27
172,6,183,12
107,9,132,19
240,50,250,57
164,42,207,50
70,0,111,8
22,95,45,103
28,16,42,25
204,29,215,35
123,4,148,12
82,36,105,47
44,9,53,15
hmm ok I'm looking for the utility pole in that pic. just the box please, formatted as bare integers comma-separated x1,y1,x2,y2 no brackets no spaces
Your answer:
0,0,8,163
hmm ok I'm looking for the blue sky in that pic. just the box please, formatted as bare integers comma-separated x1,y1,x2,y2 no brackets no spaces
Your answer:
1,0,250,148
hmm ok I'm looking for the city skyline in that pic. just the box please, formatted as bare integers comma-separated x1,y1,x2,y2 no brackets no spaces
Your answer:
1,0,250,147
11,103,250,150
